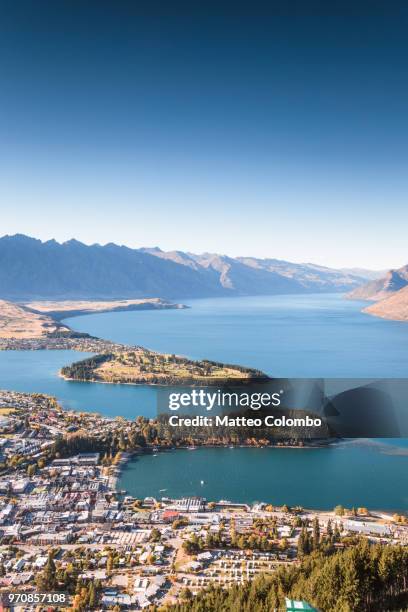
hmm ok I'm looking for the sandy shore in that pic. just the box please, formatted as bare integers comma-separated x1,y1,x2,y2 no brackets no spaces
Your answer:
25,297,187,320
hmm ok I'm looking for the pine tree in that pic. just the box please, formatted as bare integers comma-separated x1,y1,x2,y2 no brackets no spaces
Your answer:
312,516,320,550
36,552,56,591
297,527,307,557
327,518,333,540
334,522,341,541
88,581,96,608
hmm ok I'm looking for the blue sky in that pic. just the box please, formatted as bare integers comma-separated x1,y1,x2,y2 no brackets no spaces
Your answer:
1,0,408,269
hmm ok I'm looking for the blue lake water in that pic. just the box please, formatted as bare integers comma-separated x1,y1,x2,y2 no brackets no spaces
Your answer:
1,293,408,509
118,443,408,511
64,294,408,378
0,350,157,418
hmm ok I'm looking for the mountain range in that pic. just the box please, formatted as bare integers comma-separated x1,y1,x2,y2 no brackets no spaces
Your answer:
0,234,378,301
347,264,408,321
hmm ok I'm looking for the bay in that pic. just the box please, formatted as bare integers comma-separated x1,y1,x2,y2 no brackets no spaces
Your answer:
118,443,408,511
1,293,408,509
0,350,157,417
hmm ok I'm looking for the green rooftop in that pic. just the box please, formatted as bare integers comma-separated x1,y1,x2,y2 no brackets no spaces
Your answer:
285,599,318,611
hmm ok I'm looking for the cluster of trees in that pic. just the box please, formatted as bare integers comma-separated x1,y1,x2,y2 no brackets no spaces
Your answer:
35,552,101,610
166,541,408,612
394,514,408,524
154,412,318,446
297,517,341,557
50,433,114,458
236,533,285,552
33,407,325,462
48,329,91,339
230,530,280,552
46,416,266,461
60,353,112,380
48,420,147,459
182,525,284,555
183,534,204,555
1,455,45,478
71,581,99,612
183,531,227,555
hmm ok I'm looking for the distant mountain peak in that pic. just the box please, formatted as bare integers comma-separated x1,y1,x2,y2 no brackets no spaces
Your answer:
0,233,368,301
63,238,86,247
347,264,408,302
2,233,40,244
141,246,164,250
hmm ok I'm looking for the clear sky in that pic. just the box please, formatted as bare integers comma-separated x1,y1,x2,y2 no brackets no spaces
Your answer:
1,0,408,269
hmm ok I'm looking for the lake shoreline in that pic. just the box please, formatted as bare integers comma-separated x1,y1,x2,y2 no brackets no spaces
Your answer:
117,446,408,513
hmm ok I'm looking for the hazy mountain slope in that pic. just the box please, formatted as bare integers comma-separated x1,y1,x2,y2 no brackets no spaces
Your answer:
364,285,408,321
235,257,364,291
143,250,367,293
339,267,386,280
192,253,305,294
0,234,368,300
347,266,408,301
0,235,223,300
139,247,202,270
169,252,367,293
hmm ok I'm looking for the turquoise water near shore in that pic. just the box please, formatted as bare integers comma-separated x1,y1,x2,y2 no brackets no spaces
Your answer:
0,350,157,417
118,443,408,511
1,293,408,508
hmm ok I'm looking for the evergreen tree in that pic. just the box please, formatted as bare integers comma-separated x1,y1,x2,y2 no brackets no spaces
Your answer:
334,522,341,542
312,516,320,550
88,581,96,608
327,518,333,540
35,552,57,591
164,542,408,612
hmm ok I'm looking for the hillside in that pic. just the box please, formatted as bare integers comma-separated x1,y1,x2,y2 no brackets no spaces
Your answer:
364,285,408,321
346,262,408,322
347,265,408,301
0,300,69,338
0,234,371,300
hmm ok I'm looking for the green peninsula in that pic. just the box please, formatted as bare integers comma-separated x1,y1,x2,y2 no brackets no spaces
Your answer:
60,349,265,385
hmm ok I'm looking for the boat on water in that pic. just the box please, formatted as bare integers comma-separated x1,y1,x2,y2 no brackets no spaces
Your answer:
187,446,197,450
